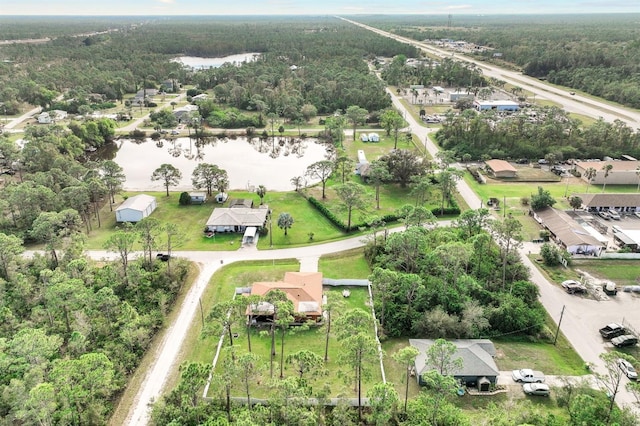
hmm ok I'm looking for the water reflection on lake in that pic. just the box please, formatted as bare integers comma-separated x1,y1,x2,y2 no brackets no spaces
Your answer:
172,53,260,70
113,136,331,192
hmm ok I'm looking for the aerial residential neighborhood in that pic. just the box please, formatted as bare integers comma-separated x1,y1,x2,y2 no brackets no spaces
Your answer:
1,10,640,426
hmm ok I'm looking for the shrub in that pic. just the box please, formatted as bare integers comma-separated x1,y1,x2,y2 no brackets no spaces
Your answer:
179,192,191,206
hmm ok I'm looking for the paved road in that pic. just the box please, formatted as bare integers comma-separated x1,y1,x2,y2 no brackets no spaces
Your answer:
343,17,640,129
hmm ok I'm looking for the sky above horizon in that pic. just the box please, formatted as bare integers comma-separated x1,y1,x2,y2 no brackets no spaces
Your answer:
1,0,638,16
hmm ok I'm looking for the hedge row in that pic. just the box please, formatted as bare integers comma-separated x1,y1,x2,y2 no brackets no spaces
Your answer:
308,196,461,233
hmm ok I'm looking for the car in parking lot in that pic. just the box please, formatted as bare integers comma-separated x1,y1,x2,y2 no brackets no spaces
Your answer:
561,280,587,294
617,358,638,380
598,211,611,220
523,383,551,396
607,209,621,220
611,334,638,348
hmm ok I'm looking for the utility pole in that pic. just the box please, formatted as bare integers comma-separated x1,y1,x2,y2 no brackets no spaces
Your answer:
554,305,566,345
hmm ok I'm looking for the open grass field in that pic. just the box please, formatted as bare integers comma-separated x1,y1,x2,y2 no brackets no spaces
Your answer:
571,259,640,287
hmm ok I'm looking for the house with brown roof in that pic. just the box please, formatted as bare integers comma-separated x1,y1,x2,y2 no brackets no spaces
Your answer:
575,193,640,214
485,159,517,178
533,207,605,256
574,160,640,185
247,272,324,323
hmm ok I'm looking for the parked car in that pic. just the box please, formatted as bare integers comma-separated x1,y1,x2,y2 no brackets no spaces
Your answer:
156,253,170,262
617,358,638,380
599,323,626,339
603,282,618,296
515,158,529,164
523,383,551,396
607,209,621,220
512,368,545,383
598,211,611,220
611,334,639,348
561,280,587,294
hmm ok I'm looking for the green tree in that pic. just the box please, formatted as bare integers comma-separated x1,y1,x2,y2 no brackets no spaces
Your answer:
338,332,378,423
490,215,524,290
100,160,126,211
584,167,597,193
335,182,369,231
602,163,613,193
437,168,463,215
237,352,262,410
256,184,267,205
426,338,463,375
334,155,355,184
306,160,334,199
393,345,420,412
0,232,23,280
135,217,161,268
103,225,136,285
277,212,294,236
530,186,557,211
367,160,391,210
345,105,368,141
382,149,427,188
191,163,228,197
380,109,404,149
286,349,326,385
366,382,399,426
569,195,583,211
151,163,182,196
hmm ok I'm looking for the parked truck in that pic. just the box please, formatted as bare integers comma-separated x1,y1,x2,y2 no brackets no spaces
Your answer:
512,368,545,383
599,323,626,339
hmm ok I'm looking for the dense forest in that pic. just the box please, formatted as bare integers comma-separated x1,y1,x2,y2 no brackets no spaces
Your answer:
0,17,416,116
435,105,640,161
357,14,640,108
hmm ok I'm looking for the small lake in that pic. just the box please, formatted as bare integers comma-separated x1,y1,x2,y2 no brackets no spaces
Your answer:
172,53,261,70
112,136,330,192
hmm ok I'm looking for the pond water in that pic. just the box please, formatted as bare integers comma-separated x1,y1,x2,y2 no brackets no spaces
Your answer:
172,53,261,70
112,136,330,192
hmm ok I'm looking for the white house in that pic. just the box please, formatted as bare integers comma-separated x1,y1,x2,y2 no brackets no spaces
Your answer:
474,100,519,112
115,194,157,223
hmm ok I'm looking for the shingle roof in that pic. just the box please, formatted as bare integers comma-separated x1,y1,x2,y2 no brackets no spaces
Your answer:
409,339,499,377
116,194,156,212
205,207,268,227
485,159,517,173
535,207,603,247
574,193,640,208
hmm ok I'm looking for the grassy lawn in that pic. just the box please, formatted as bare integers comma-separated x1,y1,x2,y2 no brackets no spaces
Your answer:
256,191,345,249
318,248,372,279
570,259,640,287
85,191,259,250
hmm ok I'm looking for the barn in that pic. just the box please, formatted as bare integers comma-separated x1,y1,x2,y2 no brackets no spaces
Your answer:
115,194,157,223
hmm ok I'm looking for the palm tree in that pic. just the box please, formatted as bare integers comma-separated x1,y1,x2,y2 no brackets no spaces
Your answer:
602,164,613,193
277,212,294,236
584,167,596,193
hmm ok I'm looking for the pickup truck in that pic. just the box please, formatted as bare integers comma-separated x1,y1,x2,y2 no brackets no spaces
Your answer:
599,323,626,339
512,369,545,383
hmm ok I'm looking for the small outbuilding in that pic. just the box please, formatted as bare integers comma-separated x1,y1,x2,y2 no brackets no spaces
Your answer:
115,194,157,223
189,192,207,204
485,159,517,178
215,192,228,203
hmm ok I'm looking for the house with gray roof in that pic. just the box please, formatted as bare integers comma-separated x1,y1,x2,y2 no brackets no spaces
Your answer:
409,339,499,389
575,193,640,214
205,207,269,233
533,207,605,256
